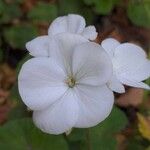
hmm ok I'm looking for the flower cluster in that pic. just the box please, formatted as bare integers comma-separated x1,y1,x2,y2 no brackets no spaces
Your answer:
18,14,150,135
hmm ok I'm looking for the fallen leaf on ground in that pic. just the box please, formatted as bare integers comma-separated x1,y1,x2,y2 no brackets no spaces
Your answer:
0,101,11,124
116,133,126,150
137,113,150,141
116,88,144,107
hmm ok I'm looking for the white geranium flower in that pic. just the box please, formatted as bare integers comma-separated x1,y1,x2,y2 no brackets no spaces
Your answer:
18,33,114,135
101,38,150,93
26,14,97,57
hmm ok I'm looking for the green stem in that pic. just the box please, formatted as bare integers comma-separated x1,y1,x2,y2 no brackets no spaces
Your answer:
86,128,92,150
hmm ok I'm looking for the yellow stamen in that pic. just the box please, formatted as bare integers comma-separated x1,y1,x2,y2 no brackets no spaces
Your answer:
66,76,76,88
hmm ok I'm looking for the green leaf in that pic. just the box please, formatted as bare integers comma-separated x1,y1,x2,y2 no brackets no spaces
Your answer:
58,0,95,24
146,145,150,150
10,54,32,101
8,54,33,120
89,106,128,150
0,118,68,150
28,2,58,23
144,78,150,99
0,1,4,15
83,0,120,15
0,49,3,61
67,128,86,142
127,137,148,150
68,106,128,150
9,83,28,120
65,129,86,150
127,1,150,28
4,25,38,49
58,0,84,14
92,106,128,133
83,0,93,5
0,2,22,23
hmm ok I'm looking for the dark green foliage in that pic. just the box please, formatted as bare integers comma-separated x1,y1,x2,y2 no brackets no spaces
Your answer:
28,2,58,23
83,0,120,15
0,49,3,61
0,1,22,23
0,118,68,150
58,0,95,24
127,0,150,28
66,107,128,150
0,1,149,150
4,25,38,49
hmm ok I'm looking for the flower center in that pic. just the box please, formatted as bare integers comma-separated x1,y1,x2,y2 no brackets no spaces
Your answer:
66,76,76,88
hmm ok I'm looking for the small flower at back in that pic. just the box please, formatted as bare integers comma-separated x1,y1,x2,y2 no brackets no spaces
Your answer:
101,38,150,93
18,33,114,135
25,14,97,57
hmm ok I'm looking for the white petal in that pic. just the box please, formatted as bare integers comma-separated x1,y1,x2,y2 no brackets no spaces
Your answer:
33,89,79,135
81,26,97,40
118,76,150,90
113,43,146,72
74,85,114,127
67,14,86,33
101,38,120,58
18,57,68,110
49,33,88,75
120,60,150,82
48,14,85,36
72,42,112,86
107,75,125,93
26,36,49,57
113,43,150,88
48,16,67,36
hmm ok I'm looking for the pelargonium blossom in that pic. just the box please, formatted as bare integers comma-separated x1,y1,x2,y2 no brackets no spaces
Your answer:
101,38,150,93
26,14,97,57
18,33,114,134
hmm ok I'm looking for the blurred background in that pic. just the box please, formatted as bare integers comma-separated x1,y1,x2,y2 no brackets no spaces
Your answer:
0,0,149,150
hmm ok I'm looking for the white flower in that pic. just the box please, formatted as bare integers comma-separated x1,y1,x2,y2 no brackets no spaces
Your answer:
18,33,114,135
101,38,150,93
26,14,97,57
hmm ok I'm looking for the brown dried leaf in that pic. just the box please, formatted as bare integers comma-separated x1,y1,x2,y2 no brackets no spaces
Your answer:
116,133,126,150
0,63,16,90
0,100,11,124
116,88,144,107
0,89,9,105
